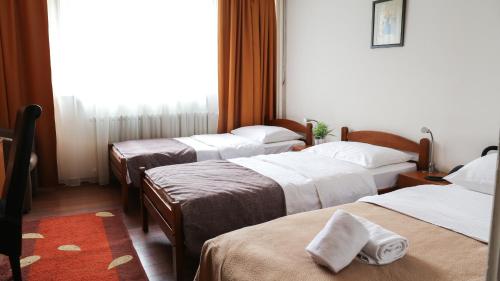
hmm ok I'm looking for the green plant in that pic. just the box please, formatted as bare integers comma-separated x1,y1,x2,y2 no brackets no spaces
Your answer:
313,121,334,139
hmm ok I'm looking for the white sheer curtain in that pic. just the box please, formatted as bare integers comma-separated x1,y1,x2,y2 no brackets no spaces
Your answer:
47,0,218,186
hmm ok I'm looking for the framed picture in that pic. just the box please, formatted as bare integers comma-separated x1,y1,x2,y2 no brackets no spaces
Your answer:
371,0,406,48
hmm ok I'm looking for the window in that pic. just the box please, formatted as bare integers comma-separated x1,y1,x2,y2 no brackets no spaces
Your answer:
47,0,218,185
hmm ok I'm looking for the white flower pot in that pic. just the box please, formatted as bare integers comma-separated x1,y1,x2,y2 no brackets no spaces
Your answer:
314,138,325,145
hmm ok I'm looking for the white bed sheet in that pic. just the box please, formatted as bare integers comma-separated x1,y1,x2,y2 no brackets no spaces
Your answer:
231,152,378,215
190,134,264,159
175,136,305,161
359,184,493,242
175,137,220,161
370,162,417,189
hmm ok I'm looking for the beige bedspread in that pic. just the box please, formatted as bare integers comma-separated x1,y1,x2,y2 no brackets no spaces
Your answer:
196,202,487,281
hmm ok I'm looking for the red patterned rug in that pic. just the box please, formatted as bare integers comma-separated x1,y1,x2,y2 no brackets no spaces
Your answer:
0,211,147,281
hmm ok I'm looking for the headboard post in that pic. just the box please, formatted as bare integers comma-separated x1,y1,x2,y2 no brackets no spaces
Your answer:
265,119,314,146
418,138,430,171
306,123,313,146
341,127,349,141
341,126,431,172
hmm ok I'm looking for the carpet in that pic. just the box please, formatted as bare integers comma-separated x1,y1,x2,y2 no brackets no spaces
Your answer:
0,211,148,281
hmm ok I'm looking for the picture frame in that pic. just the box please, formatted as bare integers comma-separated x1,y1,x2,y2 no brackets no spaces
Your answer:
371,0,406,48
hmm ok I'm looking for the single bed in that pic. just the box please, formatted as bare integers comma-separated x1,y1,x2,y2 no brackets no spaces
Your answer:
139,127,430,281
196,148,498,281
109,119,313,211
196,184,491,281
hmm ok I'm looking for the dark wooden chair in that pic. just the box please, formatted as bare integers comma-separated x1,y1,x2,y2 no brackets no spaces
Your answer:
0,105,42,281
0,128,39,213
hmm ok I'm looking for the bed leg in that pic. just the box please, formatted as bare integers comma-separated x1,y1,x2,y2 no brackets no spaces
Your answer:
173,244,184,281
139,167,149,233
141,198,149,233
120,157,130,213
173,202,184,281
121,182,129,213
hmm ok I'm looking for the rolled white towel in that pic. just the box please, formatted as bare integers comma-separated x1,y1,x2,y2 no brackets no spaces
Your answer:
306,210,370,273
355,216,409,265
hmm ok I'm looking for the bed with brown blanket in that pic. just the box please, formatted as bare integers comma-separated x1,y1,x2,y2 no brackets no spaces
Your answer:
140,127,430,281
110,119,313,211
196,184,491,281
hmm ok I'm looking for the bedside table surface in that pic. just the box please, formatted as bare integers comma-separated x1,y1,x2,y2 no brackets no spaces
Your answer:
397,171,450,188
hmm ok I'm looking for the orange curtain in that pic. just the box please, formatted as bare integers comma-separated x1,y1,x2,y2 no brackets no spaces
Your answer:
217,0,277,133
0,0,58,186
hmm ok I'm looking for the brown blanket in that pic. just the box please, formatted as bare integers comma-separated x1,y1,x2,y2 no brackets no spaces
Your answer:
146,160,286,256
114,138,196,187
197,202,487,281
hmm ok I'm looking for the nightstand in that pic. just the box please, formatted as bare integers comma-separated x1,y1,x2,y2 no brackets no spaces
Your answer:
396,171,450,189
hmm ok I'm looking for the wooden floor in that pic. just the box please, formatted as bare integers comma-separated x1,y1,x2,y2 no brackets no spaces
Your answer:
24,183,198,281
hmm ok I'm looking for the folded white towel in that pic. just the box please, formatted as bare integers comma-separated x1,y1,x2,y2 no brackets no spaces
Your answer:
355,216,409,265
306,210,369,273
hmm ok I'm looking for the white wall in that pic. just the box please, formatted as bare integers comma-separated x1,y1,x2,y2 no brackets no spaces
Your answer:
285,0,500,171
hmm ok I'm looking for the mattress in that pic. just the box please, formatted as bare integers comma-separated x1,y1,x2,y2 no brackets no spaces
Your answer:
369,162,417,189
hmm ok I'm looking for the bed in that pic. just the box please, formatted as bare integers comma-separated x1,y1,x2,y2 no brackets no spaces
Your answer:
109,119,313,211
196,184,491,281
139,127,430,281
196,148,498,281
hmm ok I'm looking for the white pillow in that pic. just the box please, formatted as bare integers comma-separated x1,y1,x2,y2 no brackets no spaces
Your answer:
444,153,498,195
304,141,413,168
231,125,302,144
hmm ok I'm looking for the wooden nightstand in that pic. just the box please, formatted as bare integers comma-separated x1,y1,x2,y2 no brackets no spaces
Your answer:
396,171,450,189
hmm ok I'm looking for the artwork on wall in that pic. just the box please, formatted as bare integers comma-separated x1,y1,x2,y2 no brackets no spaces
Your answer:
371,0,406,48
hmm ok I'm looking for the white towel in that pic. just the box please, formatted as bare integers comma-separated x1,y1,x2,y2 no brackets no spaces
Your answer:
306,210,369,273
355,216,409,265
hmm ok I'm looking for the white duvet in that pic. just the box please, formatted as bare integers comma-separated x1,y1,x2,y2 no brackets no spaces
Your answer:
359,184,493,242
190,133,265,159
231,151,377,215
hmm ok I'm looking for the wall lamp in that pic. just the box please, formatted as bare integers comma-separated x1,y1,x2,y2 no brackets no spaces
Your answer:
303,118,318,124
421,126,435,173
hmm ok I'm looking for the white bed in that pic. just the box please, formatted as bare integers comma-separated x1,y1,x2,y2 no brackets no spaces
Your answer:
122,135,305,183
139,127,433,280
360,184,492,242
195,153,497,281
196,183,493,281
230,149,417,215
361,151,498,242
111,120,313,211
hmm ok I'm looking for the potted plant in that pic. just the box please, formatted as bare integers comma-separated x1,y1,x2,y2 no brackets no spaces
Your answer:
313,121,334,145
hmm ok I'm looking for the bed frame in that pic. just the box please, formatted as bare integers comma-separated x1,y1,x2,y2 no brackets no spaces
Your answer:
109,119,313,212
341,127,430,171
139,126,430,281
341,127,430,194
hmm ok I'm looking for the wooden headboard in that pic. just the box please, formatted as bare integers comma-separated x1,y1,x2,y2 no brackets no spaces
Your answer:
341,127,430,171
266,119,313,146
